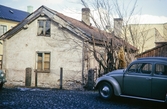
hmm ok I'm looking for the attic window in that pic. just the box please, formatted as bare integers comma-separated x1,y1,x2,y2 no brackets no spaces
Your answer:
9,10,13,14
37,20,50,36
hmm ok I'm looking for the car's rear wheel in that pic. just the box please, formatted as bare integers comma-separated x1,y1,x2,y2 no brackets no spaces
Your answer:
0,83,3,90
98,82,113,100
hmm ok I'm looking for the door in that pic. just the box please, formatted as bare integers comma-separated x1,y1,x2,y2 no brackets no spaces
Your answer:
123,63,152,98
152,63,167,100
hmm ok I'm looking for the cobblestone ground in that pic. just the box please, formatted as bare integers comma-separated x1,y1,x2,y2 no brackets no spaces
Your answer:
0,87,166,109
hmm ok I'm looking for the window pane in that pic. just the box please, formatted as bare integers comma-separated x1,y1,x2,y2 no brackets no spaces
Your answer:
4,26,7,33
128,63,142,73
44,53,50,61
141,63,152,74
0,25,7,35
156,64,164,72
38,53,43,61
44,62,50,70
37,62,42,70
128,64,136,73
0,26,3,36
45,21,50,35
38,20,44,27
37,53,43,70
44,53,50,70
156,64,167,75
38,20,44,35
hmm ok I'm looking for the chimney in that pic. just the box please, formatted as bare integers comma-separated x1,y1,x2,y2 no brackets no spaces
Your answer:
82,8,90,26
114,18,123,37
27,6,33,13
105,25,112,33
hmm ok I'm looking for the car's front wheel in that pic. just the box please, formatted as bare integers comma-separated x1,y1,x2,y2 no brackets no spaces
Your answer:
98,82,113,100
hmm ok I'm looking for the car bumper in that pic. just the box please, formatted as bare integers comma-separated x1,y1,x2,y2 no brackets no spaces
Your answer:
0,78,7,84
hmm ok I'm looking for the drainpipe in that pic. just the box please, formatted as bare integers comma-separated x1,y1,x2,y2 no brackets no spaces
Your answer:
82,40,85,84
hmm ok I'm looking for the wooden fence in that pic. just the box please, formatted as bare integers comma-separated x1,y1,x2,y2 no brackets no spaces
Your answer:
136,43,167,58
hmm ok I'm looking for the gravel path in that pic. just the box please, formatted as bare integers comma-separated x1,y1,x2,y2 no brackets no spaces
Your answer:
0,87,166,109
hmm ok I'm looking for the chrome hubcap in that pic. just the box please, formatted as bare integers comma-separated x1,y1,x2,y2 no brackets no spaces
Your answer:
101,86,110,97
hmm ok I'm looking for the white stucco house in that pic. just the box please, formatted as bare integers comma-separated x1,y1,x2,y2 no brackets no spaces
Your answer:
0,6,137,89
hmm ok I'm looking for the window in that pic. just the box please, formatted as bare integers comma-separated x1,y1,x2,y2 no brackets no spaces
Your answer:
37,20,50,36
140,63,152,74
128,64,137,73
127,63,152,74
155,64,167,75
37,52,50,72
128,63,142,73
0,25,7,35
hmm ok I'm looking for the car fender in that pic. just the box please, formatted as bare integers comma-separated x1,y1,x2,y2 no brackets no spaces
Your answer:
95,76,121,96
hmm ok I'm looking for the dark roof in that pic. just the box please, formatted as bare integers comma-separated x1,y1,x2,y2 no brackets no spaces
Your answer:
56,11,106,40
0,5,137,52
0,5,29,22
55,11,137,52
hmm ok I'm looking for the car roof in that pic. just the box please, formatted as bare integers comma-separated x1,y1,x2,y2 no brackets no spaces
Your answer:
137,57,167,61
130,57,167,64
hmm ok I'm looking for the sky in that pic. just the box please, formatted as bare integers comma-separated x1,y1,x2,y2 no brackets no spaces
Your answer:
1,0,167,24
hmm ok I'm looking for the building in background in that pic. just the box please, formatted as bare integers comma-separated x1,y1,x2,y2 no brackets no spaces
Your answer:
127,23,167,53
0,5,29,69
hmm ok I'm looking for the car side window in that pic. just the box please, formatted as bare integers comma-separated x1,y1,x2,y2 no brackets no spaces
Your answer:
140,63,152,74
127,63,152,74
127,63,142,73
155,64,167,76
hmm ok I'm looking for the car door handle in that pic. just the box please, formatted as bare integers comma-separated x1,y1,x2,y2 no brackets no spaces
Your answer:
146,78,151,80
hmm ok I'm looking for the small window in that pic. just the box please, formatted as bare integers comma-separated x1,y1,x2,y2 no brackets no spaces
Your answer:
37,52,50,72
155,64,167,75
0,25,7,35
37,20,50,36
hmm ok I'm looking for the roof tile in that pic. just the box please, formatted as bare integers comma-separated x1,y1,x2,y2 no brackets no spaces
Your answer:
0,5,29,22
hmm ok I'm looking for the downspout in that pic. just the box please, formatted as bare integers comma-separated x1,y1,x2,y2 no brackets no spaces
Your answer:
2,39,6,71
82,40,85,85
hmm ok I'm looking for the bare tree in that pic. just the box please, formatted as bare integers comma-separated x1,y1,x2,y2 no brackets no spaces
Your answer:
80,0,141,74
91,34,115,75
128,24,152,53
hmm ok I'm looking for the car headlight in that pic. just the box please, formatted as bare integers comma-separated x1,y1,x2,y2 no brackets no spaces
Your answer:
1,73,4,77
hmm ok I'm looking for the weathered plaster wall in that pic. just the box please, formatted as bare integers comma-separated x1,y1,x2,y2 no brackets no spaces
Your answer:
3,16,85,89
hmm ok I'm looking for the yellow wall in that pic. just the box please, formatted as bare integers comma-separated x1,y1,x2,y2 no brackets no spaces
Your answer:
126,23,167,53
164,23,167,39
0,19,19,30
0,19,19,55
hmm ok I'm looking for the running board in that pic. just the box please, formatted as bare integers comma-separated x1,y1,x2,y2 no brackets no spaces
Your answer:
120,95,166,103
